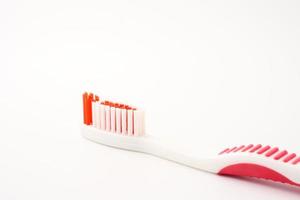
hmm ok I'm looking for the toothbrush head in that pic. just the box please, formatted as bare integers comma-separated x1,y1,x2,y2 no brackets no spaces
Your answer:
82,92,145,136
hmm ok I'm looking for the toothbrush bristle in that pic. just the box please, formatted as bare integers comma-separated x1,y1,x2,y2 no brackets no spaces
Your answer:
82,92,145,136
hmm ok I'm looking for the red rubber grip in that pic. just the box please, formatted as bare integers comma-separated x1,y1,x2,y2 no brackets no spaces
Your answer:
218,144,300,187
218,163,300,187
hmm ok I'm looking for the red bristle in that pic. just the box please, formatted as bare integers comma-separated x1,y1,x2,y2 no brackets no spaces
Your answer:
82,92,88,124
125,105,130,109
87,93,94,125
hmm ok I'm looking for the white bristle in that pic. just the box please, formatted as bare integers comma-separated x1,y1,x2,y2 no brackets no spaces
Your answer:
95,103,101,129
134,110,145,136
110,107,116,132
127,110,133,135
87,96,144,137
92,102,96,127
105,105,111,131
116,108,121,133
140,111,145,135
100,104,106,130
133,110,139,136
121,109,127,134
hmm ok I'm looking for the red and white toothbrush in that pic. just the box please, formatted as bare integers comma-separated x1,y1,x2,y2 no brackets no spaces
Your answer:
81,92,300,188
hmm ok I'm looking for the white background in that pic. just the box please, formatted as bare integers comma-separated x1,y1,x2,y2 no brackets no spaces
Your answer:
1,0,300,199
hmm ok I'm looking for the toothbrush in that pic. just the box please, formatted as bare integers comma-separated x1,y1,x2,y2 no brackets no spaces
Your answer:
81,92,300,188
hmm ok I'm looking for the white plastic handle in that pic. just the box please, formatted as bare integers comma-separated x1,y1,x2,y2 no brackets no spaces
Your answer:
81,125,300,188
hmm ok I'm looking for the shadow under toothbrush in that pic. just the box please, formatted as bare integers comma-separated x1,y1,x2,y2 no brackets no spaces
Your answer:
220,175,300,195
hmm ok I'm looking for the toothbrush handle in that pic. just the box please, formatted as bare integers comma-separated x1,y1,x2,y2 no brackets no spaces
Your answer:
147,139,300,187
217,144,300,187
82,126,300,188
